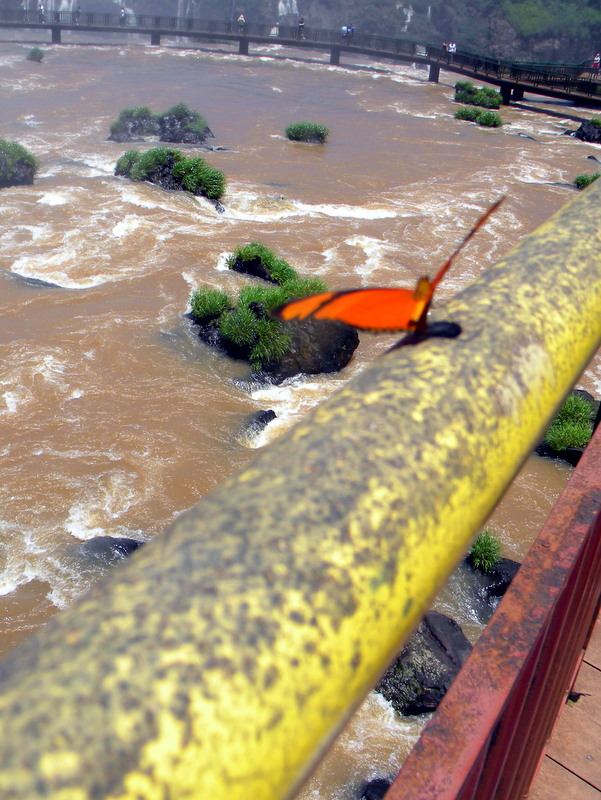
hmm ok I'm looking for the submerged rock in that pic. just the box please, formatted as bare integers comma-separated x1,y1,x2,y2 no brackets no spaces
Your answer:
75,536,143,567
572,119,601,143
240,409,277,438
376,610,472,715
360,778,392,800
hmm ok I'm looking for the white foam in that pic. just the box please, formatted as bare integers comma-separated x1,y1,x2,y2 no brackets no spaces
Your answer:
38,191,69,206
295,202,397,220
112,215,142,238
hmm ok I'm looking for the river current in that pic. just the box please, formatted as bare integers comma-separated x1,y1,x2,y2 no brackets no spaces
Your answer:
0,27,597,799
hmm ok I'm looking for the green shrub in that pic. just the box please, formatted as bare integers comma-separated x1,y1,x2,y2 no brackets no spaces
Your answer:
454,107,503,127
277,275,328,301
162,102,209,137
590,118,601,128
470,528,502,573
109,106,157,137
454,81,501,109
0,138,39,186
574,173,600,190
115,147,226,200
227,242,297,285
114,149,141,176
544,393,594,451
477,111,503,127
454,106,481,122
286,122,329,143
27,47,44,62
189,288,231,323
191,246,328,371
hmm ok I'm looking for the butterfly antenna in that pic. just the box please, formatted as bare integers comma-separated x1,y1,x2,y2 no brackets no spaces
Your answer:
429,196,505,292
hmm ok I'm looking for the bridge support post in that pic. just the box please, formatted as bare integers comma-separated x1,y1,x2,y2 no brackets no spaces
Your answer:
428,63,440,82
151,31,161,45
239,38,249,55
512,86,524,101
499,82,513,104
330,46,340,65
51,26,61,44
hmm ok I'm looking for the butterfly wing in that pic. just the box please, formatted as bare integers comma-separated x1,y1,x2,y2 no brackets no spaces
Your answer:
273,286,429,331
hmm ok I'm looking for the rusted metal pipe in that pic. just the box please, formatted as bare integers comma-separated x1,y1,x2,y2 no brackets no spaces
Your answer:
1,185,601,799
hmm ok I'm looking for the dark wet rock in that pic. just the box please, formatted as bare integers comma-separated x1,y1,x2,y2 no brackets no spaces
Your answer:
75,536,143,566
228,254,279,283
360,778,392,800
262,318,359,383
535,441,585,465
572,119,601,142
241,409,277,438
0,151,36,187
108,115,158,143
375,610,472,715
193,315,359,384
462,556,521,622
158,111,214,144
587,154,601,162
8,272,62,289
109,108,214,146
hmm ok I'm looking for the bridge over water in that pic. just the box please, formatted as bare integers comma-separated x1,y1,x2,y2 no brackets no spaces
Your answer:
3,9,601,108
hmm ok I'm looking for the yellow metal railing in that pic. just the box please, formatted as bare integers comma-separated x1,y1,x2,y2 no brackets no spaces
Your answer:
1,186,601,800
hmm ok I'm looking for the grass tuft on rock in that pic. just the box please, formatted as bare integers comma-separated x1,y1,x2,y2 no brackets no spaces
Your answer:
189,288,232,324
574,173,600,190
454,106,503,127
190,247,328,372
544,393,594,451
454,81,502,109
0,138,39,187
27,47,44,62
285,122,329,143
114,147,226,200
470,528,502,573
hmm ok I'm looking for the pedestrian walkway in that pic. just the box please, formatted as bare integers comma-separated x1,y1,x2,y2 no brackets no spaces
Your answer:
527,610,601,799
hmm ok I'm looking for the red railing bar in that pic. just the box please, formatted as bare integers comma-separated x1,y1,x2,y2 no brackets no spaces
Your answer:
385,426,601,800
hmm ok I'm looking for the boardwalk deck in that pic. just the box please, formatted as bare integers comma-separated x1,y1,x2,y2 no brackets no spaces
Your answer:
527,610,601,799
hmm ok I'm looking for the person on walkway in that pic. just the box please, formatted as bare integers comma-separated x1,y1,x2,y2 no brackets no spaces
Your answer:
298,16,305,39
593,53,600,73
341,24,347,38
38,2,45,23
119,6,126,25
74,4,81,24
237,13,245,33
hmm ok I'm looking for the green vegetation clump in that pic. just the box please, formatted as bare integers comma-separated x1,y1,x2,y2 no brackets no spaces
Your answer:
27,47,44,62
109,106,157,138
454,81,502,109
189,287,232,323
544,393,594,451
0,138,39,187
285,122,329,143
161,102,210,139
589,118,601,128
574,173,600,190
454,106,503,127
109,103,212,143
227,242,298,285
114,147,226,200
470,528,503,573
190,247,328,372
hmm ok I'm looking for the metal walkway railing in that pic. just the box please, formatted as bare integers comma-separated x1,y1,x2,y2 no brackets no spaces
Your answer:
2,10,601,102
0,184,601,799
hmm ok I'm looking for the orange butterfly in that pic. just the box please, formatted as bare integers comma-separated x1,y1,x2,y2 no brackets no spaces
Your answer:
272,198,504,340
